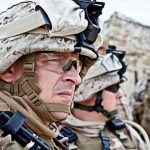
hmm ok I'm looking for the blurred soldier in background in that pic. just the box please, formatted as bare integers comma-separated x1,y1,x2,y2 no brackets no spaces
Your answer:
106,45,133,121
132,78,150,137
60,47,148,150
89,44,133,121
0,0,105,149
142,78,150,138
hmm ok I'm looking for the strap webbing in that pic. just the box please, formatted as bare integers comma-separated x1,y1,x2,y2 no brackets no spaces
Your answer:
46,104,70,114
74,91,117,119
0,91,56,138
74,102,94,111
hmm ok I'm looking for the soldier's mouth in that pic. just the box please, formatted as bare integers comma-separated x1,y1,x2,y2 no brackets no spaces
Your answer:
57,91,73,100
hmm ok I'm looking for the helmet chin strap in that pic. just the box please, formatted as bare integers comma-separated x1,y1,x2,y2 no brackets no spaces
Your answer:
95,91,118,118
0,55,70,123
74,91,118,119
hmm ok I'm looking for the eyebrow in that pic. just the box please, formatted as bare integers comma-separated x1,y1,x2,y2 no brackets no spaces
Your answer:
48,52,78,57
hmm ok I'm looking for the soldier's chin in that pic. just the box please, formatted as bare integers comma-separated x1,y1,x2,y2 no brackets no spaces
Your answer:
116,104,121,109
51,112,69,121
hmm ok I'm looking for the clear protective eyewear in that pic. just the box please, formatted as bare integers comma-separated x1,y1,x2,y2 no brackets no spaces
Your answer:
35,52,82,74
83,53,122,80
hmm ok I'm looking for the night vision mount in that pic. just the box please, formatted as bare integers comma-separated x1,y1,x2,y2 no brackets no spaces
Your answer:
106,45,127,82
106,45,126,60
73,0,105,58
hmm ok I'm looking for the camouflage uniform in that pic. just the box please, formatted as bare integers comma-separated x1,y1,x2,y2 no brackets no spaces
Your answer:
0,0,104,149
141,79,150,137
61,52,147,150
132,79,150,138
64,114,145,150
131,80,147,124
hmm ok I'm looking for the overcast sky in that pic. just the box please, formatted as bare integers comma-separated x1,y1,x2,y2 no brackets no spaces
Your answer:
101,0,150,26
0,0,150,26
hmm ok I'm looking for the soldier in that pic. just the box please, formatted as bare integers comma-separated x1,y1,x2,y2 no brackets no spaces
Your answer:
105,45,133,121
132,78,150,137
0,0,105,149
142,78,150,138
117,88,133,121
61,53,148,150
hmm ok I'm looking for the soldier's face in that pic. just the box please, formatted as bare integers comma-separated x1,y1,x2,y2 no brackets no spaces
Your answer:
101,85,123,113
35,52,81,120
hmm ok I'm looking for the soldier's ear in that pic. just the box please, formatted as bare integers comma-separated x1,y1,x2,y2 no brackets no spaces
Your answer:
0,57,25,83
0,63,23,83
0,67,15,82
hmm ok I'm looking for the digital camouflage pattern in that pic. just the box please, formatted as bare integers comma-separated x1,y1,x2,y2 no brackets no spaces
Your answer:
0,92,57,150
63,45,147,149
74,72,120,102
0,1,100,73
141,79,150,137
0,0,104,149
74,53,122,102
132,79,150,137
64,114,146,150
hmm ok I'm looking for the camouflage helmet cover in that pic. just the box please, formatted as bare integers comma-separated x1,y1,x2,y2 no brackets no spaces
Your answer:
0,0,104,123
0,0,103,73
83,53,122,80
74,53,122,102
74,72,120,102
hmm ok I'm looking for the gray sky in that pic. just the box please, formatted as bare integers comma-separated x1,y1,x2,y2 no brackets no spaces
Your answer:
101,0,150,26
0,0,150,26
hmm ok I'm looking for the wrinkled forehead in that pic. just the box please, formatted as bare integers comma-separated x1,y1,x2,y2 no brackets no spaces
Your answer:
36,52,80,60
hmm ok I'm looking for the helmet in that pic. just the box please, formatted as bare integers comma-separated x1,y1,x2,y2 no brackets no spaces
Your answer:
74,53,122,102
0,0,105,123
106,44,127,82
73,53,126,118
0,0,104,73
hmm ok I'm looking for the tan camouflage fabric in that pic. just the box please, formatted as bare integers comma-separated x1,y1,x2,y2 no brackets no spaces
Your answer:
131,80,145,124
0,91,58,149
74,52,122,102
0,34,78,72
126,124,146,150
132,80,147,102
63,114,146,150
63,114,105,137
0,1,101,73
141,79,150,137
0,132,23,150
83,53,122,81
36,0,88,37
75,126,146,150
74,72,120,102
131,79,150,137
